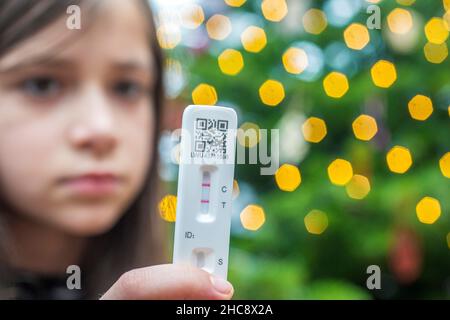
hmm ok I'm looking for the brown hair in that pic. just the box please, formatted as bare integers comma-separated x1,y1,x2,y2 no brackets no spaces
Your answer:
0,0,167,298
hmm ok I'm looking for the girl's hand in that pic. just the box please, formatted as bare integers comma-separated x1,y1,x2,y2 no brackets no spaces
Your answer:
100,264,234,300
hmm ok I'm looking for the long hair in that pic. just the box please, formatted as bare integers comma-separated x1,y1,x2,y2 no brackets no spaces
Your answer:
0,0,167,298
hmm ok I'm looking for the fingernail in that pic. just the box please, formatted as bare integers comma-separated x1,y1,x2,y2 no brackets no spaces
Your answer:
210,275,233,295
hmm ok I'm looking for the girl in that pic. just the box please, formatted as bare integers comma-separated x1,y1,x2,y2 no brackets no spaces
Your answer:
0,0,234,299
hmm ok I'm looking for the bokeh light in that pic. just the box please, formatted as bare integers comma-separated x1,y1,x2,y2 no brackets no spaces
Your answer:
282,47,309,74
192,83,218,105
416,196,441,224
206,14,232,40
218,49,244,76
157,24,181,49
261,0,288,22
292,41,325,82
240,26,267,53
302,117,327,143
304,210,329,235
327,158,353,186
225,0,247,7
423,42,448,64
397,0,415,5
352,115,378,141
424,17,449,45
158,194,177,222
303,9,328,35
180,3,204,30
323,71,349,98
324,0,362,27
344,23,370,50
447,233,450,249
259,79,285,106
408,95,433,121
387,8,413,35
386,146,413,174
275,164,302,192
240,204,266,231
439,152,450,178
370,60,397,88
444,11,450,31
445,0,450,11
237,122,261,148
345,174,371,200
232,180,240,200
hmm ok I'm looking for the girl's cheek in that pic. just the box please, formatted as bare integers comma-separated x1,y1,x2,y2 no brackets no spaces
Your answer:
122,100,155,190
0,111,58,210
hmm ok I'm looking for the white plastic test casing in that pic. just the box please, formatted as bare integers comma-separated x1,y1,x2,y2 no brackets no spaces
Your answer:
173,105,237,280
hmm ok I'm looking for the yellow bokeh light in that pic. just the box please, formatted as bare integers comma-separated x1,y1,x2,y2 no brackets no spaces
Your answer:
302,117,327,143
282,47,309,74
445,0,450,11
180,4,205,30
444,10,450,30
218,49,244,76
424,17,449,44
424,42,448,64
386,146,412,174
344,23,370,50
303,9,327,35
447,232,450,249
232,180,240,200
352,115,378,141
439,152,450,178
328,159,354,186
158,194,177,222
261,0,288,22
156,25,181,49
416,196,441,224
304,210,329,235
206,14,232,40
225,0,246,7
275,164,302,192
237,122,261,148
240,205,266,231
396,0,415,5
192,83,218,105
240,26,267,53
259,79,285,107
346,174,371,200
370,60,397,88
387,8,413,35
408,95,433,121
323,72,349,99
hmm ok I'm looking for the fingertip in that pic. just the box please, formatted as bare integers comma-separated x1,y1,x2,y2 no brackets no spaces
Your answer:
209,274,234,300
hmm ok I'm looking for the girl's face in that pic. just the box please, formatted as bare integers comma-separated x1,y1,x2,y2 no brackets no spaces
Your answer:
0,0,156,236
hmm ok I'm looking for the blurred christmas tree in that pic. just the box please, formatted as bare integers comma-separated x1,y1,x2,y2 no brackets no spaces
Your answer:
155,0,450,299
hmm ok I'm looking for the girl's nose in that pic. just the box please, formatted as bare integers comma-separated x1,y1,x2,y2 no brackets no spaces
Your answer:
68,84,118,157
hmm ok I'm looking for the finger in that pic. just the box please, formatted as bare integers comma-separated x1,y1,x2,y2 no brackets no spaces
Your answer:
100,263,234,300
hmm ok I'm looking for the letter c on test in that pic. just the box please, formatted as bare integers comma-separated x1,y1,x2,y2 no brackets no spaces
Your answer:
221,186,227,193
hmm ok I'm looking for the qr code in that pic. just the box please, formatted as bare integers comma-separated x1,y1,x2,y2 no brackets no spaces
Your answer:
194,118,228,155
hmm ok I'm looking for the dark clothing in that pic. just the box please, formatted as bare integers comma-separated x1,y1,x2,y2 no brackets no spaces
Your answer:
6,270,85,299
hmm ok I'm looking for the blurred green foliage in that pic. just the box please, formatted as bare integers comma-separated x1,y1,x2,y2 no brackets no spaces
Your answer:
164,0,449,299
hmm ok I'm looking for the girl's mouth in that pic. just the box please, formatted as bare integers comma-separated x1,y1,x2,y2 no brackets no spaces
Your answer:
59,173,123,198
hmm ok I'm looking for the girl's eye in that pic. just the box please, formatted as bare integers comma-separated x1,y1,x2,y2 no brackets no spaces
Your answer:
20,77,62,99
112,80,147,101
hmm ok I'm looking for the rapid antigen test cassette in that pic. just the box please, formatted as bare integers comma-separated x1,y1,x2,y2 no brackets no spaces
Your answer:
173,105,237,280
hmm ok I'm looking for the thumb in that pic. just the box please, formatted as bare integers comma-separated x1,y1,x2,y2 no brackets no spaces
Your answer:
100,264,234,300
